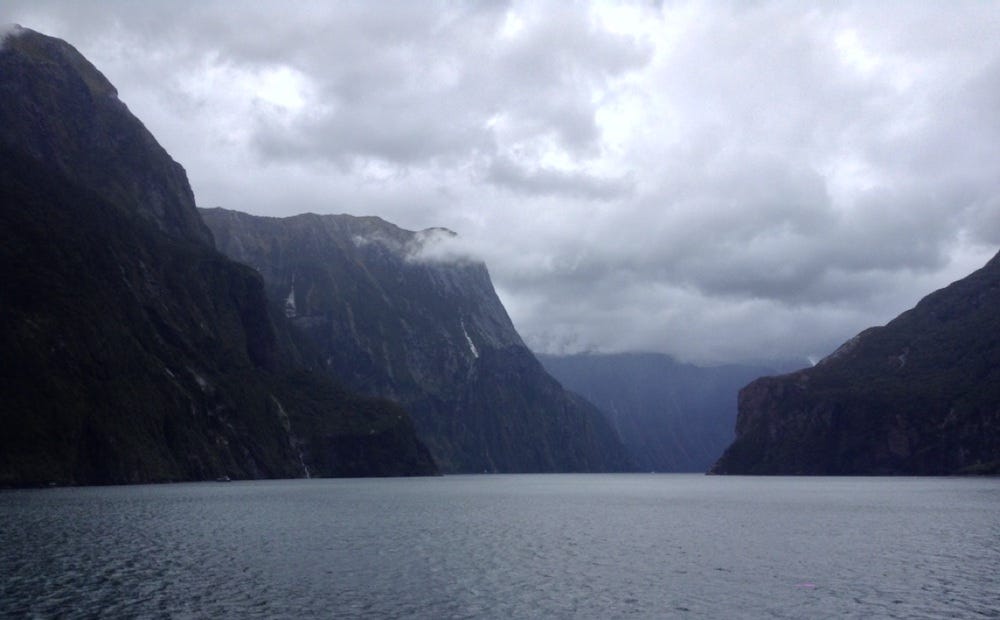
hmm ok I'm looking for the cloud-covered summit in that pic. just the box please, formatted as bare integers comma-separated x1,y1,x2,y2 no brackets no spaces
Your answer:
0,22,25,47
3,1,998,364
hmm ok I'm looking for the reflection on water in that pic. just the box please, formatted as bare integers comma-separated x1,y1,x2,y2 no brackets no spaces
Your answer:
1,475,998,618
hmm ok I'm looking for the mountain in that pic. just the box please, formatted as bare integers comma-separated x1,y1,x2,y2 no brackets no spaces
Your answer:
0,25,211,246
0,27,436,486
200,208,634,473
712,250,1000,475
538,353,780,472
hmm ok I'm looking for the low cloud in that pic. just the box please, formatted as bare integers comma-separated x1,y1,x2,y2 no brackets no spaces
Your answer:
0,22,25,48
405,228,482,265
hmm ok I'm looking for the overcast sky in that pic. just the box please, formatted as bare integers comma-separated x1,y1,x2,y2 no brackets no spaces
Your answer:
4,1,999,365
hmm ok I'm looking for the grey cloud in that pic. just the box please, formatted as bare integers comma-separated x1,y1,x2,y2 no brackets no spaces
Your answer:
175,3,652,172
3,1,997,364
253,102,491,167
250,2,649,166
486,6,652,153
486,156,633,200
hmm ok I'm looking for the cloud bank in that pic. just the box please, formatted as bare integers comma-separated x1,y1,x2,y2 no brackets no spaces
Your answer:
3,1,998,363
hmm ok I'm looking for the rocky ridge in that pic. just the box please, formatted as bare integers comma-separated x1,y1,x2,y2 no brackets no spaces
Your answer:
201,208,634,473
711,250,1000,475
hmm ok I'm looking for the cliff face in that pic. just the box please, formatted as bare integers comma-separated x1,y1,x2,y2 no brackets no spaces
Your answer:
712,251,1000,475
201,208,634,473
539,353,779,472
0,25,211,246
0,28,436,486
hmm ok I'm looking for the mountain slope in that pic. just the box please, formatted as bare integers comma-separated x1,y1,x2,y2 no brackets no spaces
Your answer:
0,25,211,245
711,251,1000,475
0,27,436,485
201,208,634,473
539,353,778,472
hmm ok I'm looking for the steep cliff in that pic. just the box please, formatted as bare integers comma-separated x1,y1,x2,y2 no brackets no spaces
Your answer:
539,353,780,472
0,27,436,485
201,208,634,473
0,25,211,245
712,250,1000,475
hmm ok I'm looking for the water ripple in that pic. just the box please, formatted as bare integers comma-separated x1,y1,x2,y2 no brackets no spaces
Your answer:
1,475,997,618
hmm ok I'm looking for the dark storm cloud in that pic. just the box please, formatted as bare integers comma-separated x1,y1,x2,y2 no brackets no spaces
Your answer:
2,1,998,364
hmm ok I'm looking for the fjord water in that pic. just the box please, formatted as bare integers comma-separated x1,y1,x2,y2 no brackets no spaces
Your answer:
2,475,997,618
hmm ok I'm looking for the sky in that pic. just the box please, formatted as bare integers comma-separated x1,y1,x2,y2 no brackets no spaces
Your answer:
3,1,999,365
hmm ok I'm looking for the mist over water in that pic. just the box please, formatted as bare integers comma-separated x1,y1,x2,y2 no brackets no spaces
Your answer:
2,475,997,618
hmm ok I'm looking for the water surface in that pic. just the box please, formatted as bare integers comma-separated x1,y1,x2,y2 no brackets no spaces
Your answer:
2,475,997,618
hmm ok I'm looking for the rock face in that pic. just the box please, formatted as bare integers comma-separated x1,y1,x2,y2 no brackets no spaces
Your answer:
712,251,1000,475
201,208,634,473
0,25,211,246
539,353,779,472
0,27,437,486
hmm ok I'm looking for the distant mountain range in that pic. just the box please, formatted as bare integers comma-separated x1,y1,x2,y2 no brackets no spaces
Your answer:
0,27,436,485
712,250,1000,475
201,208,634,473
538,353,787,472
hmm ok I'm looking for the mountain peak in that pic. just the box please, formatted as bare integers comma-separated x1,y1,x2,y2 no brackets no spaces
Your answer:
0,27,213,246
2,26,118,99
1,27,437,485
